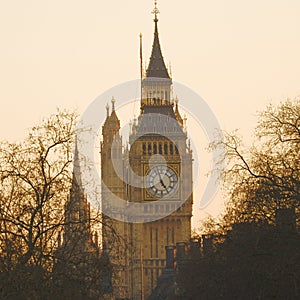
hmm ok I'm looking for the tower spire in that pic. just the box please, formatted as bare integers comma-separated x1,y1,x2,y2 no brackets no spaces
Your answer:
72,136,82,188
146,0,170,79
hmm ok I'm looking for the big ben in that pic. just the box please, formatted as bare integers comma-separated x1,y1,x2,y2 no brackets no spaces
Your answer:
101,2,193,299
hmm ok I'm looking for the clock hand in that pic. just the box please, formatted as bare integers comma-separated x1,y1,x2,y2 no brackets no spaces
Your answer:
160,179,167,189
156,170,167,189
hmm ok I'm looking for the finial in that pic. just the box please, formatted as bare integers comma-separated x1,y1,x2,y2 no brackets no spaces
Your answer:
175,96,179,105
111,97,116,111
152,0,160,22
183,114,187,131
140,33,144,80
106,103,110,117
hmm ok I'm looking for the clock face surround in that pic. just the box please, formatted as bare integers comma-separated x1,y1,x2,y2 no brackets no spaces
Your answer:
146,165,178,198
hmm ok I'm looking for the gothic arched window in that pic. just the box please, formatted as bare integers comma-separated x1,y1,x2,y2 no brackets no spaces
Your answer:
159,143,163,154
148,143,152,155
170,143,174,155
153,143,157,154
164,143,168,155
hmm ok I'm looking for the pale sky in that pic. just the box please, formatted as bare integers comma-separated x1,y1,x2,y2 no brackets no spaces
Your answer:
1,0,300,227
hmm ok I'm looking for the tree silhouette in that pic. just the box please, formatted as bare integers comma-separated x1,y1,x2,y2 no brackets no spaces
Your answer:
211,98,300,226
177,215,300,299
0,110,117,299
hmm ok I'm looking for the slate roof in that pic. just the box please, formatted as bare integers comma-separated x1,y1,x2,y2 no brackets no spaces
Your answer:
146,20,170,79
135,105,185,138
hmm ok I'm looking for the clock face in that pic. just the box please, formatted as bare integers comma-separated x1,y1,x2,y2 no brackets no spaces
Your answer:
146,165,178,198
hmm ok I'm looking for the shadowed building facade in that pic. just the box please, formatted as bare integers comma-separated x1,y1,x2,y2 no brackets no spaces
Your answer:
101,3,193,299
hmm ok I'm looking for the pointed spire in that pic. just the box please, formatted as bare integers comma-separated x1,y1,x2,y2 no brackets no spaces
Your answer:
106,103,110,117
146,0,170,79
174,96,184,126
183,114,188,133
111,97,116,111
72,136,82,188
140,33,144,80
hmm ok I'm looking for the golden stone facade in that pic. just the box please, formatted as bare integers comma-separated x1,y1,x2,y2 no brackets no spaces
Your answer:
101,6,193,300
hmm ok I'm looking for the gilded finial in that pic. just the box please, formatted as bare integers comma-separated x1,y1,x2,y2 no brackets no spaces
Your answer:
111,97,116,111
152,0,160,21
106,103,110,117
184,115,188,132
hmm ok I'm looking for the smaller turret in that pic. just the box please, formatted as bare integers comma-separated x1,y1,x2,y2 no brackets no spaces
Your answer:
102,97,121,140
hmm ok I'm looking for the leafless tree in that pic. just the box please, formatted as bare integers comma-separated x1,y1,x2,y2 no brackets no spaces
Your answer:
0,109,78,271
211,98,300,226
0,109,127,299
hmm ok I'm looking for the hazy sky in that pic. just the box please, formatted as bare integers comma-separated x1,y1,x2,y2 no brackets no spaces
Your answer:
1,0,300,226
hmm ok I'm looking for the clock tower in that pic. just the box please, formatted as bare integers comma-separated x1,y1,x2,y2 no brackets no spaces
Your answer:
101,2,193,299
